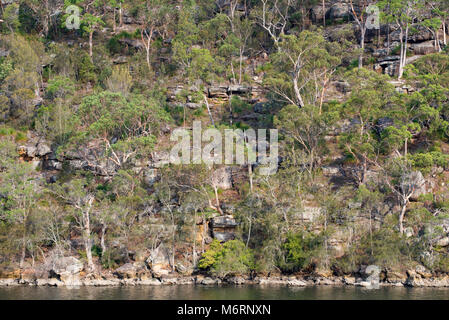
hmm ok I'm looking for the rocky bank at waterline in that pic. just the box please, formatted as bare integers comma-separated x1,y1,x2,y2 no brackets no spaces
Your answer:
1,256,449,288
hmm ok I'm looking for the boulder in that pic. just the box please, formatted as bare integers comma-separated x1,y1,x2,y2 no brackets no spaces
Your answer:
226,276,246,285
51,256,83,275
118,38,144,50
391,25,434,43
150,151,174,168
321,166,340,176
20,269,38,283
385,270,407,284
50,256,83,286
0,279,19,286
311,5,326,23
400,171,426,201
146,244,172,276
199,277,221,285
334,80,351,94
411,41,440,55
0,49,9,57
184,102,202,109
211,215,239,229
208,85,228,98
228,85,251,95
211,215,239,242
144,168,158,186
139,278,162,286
36,142,51,157
422,218,449,249
36,278,63,287
114,263,138,279
343,276,356,285
113,56,128,64
114,262,148,279
287,279,307,287
166,85,185,101
328,3,350,20
212,232,235,242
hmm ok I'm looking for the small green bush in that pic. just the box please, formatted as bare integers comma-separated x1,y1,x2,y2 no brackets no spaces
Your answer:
198,239,255,277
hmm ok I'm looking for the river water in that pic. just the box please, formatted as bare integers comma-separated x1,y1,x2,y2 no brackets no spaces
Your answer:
0,285,449,300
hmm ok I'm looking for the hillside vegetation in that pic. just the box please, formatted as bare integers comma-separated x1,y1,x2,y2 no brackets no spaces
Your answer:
1,0,449,285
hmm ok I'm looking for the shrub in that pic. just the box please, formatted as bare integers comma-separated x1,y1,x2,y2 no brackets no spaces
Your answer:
198,239,255,277
279,231,324,273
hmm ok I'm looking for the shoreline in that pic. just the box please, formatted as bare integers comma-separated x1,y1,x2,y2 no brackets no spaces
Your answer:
2,275,449,288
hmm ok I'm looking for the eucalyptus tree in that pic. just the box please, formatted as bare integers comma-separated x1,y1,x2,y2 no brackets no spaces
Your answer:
426,0,448,46
50,177,99,271
139,0,172,73
263,30,341,109
382,158,422,235
275,104,333,178
65,91,169,176
62,0,105,59
172,2,217,125
253,0,294,49
0,140,41,269
339,69,395,185
378,0,423,79
349,0,377,68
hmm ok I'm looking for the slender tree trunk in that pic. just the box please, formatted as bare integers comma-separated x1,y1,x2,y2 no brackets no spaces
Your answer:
192,211,197,266
89,31,93,59
171,220,175,272
398,26,406,79
401,27,409,78
239,48,244,85
203,95,215,126
359,28,366,68
322,0,326,26
213,185,222,215
443,21,447,46
100,223,107,255
230,59,236,84
436,30,441,52
387,24,391,54
404,138,408,157
246,216,252,247
248,164,253,193
20,229,27,269
146,46,151,71
293,73,305,107
201,212,205,253
83,212,94,272
119,3,123,27
113,9,116,33
361,156,367,185
399,200,407,235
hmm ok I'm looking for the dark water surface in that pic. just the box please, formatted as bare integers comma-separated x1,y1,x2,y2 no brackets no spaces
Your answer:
1,285,449,300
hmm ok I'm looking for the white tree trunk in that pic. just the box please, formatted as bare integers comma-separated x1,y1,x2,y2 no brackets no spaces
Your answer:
83,209,95,272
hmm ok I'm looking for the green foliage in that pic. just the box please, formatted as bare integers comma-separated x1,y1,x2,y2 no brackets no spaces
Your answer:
198,239,255,277
0,58,13,84
279,231,324,272
409,151,449,171
105,65,132,96
74,51,97,83
2,3,21,33
46,76,75,100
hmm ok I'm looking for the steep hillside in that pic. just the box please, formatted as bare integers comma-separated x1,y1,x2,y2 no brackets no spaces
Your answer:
1,0,449,287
